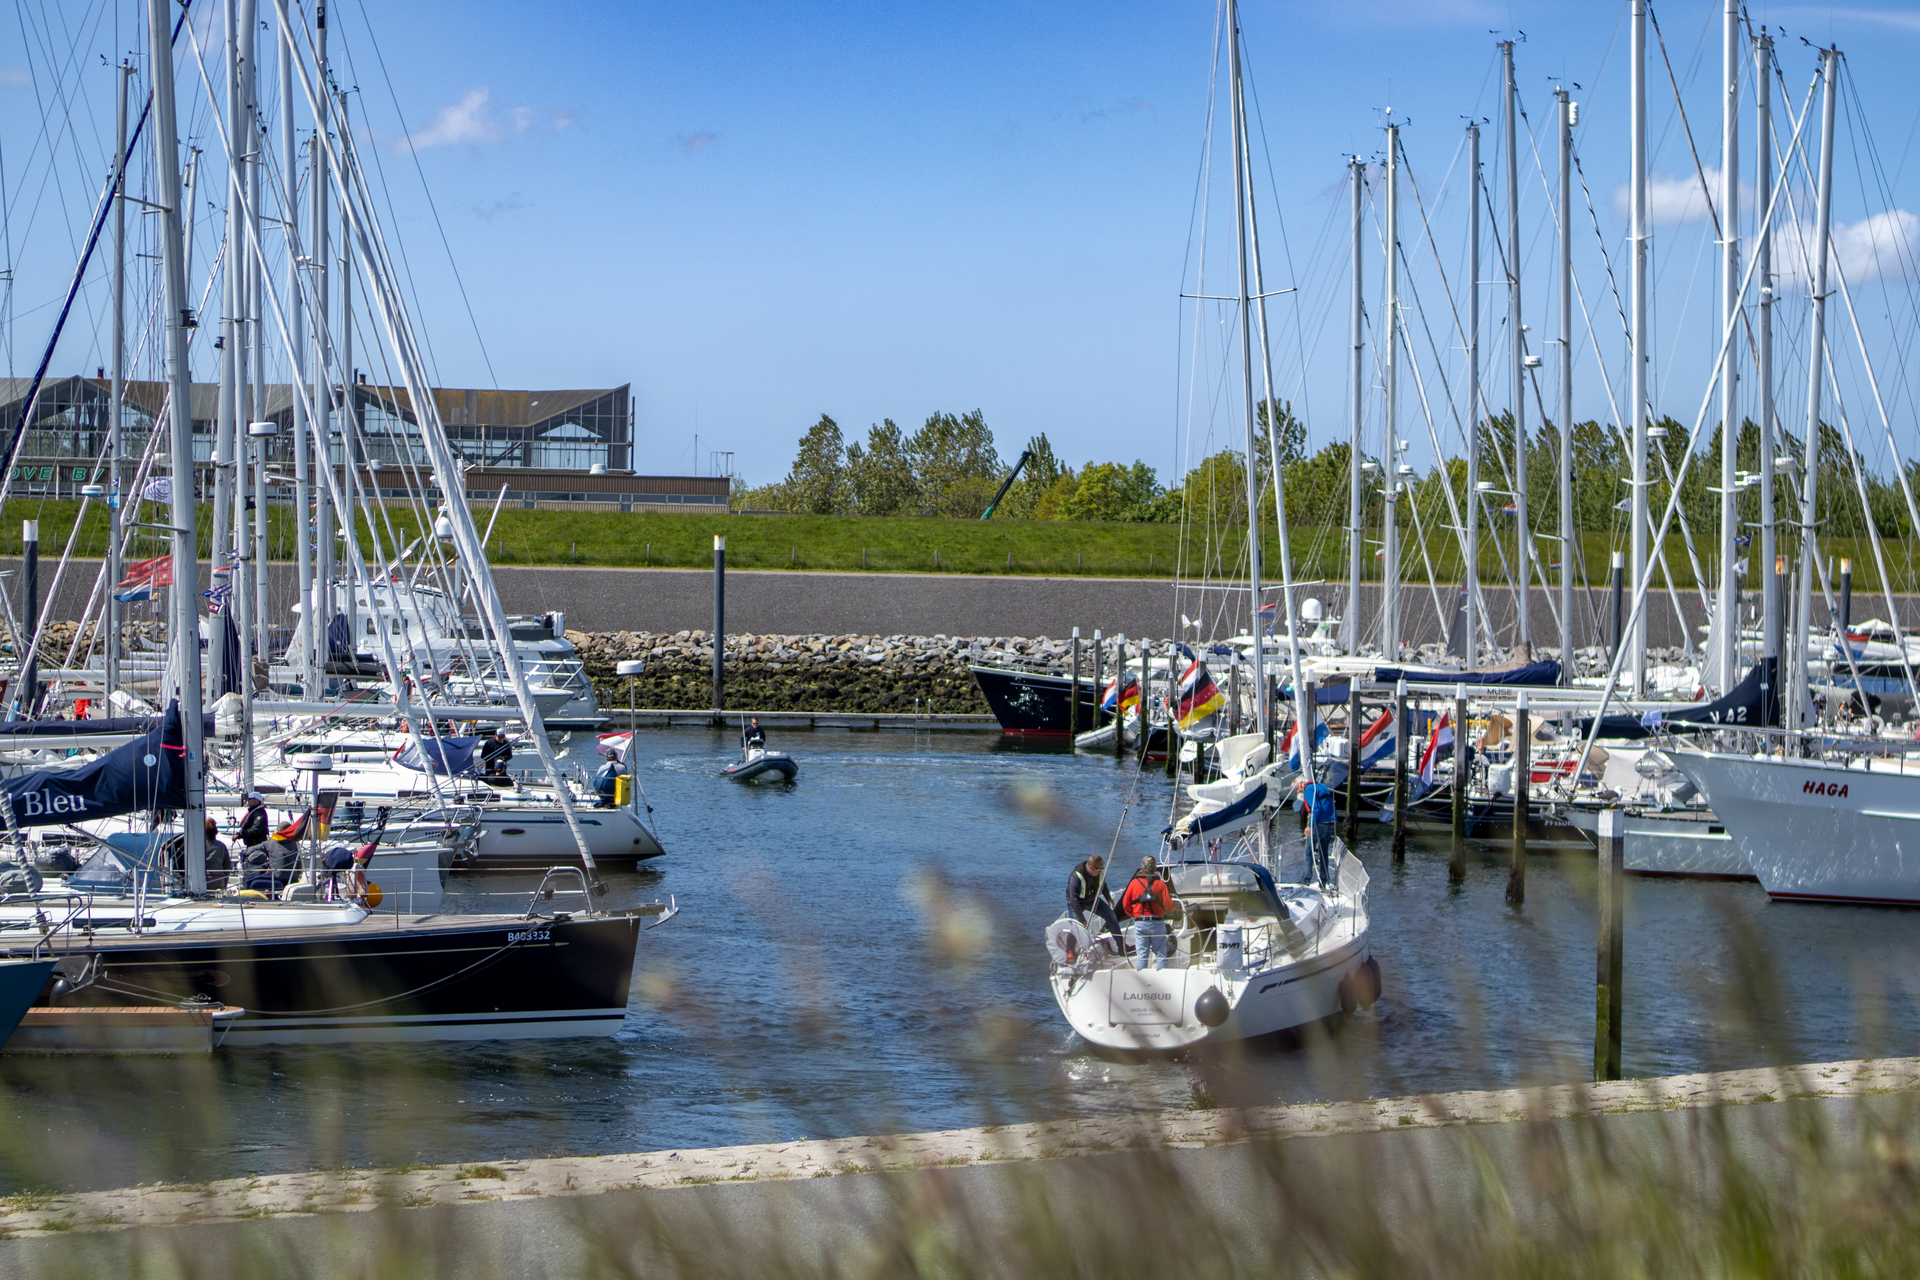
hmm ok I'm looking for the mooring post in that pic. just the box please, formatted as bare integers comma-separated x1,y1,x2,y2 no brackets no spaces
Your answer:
1595,805,1624,1081
1343,682,1363,846
1092,629,1104,735
1508,692,1529,905
20,520,38,715
1164,643,1179,779
712,534,726,722
1070,626,1083,736
1391,678,1408,861
1450,683,1468,883
1113,634,1126,759
1137,638,1151,766
1608,551,1625,666
1227,654,1241,736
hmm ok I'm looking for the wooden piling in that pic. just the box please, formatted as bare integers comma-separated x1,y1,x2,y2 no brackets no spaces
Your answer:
1070,627,1082,736
1595,805,1624,1081
1507,693,1529,905
1138,639,1151,766
1449,685,1468,883
1092,630,1104,737
1343,683,1363,847
1113,634,1125,760
711,535,725,721
1391,679,1408,861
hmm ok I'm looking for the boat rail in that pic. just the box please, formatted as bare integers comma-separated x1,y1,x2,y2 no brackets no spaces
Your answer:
1648,722,1920,765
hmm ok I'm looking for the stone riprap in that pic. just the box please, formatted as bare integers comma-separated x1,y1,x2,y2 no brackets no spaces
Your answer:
568,631,1098,715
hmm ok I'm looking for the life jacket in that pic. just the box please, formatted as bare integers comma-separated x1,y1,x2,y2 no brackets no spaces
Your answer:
1121,874,1169,919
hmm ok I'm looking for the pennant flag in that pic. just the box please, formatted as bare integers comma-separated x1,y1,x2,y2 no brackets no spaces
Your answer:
119,556,174,590
1100,671,1141,717
1172,643,1225,729
1418,712,1454,787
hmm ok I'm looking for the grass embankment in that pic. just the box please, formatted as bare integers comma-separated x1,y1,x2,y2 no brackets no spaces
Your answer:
2,500,1912,591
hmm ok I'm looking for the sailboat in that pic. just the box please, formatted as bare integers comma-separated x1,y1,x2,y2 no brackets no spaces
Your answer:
1045,0,1377,1051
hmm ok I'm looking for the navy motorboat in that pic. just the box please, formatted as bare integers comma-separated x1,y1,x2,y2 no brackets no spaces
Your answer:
725,747,798,784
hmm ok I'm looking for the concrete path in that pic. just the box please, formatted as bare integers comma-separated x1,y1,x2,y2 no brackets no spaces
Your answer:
3,1055,1915,1276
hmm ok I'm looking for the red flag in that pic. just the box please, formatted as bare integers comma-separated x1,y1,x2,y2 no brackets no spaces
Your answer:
119,556,174,589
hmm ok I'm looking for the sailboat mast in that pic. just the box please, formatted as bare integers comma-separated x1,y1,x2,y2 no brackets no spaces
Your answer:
340,88,358,648
1557,87,1574,684
211,0,240,699
312,4,333,687
108,61,130,702
1226,0,1266,736
1345,157,1364,656
1464,122,1481,671
1629,0,1650,698
1791,48,1839,744
1755,32,1778,665
1716,0,1741,691
1503,40,1530,652
1379,123,1400,660
147,0,208,886
283,10,312,697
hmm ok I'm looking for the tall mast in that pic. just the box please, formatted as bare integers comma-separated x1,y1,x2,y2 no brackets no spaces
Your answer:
1791,48,1839,742
1379,122,1400,659
282,7,309,695
246,0,270,663
1345,157,1364,656
339,89,357,648
1227,0,1267,735
108,61,130,702
1755,31,1777,665
1464,122,1481,671
1715,0,1741,691
1629,0,1650,697
211,0,240,699
1503,40,1531,652
1557,87,1574,683
312,3,332,687
147,0,208,887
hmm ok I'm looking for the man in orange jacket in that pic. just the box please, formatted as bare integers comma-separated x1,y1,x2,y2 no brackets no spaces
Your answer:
1119,855,1173,970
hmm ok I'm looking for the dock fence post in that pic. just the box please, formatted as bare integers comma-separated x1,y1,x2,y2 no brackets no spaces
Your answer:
1138,639,1151,766
712,535,725,723
1450,683,1468,883
1343,683,1362,846
1071,627,1082,735
1391,679,1408,860
1595,805,1624,1080
1092,630,1104,742
1508,692,1529,905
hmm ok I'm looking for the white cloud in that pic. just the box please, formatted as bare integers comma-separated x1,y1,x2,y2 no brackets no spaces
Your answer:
399,88,573,153
0,66,30,87
679,132,720,154
1610,168,1755,226
1773,208,1920,288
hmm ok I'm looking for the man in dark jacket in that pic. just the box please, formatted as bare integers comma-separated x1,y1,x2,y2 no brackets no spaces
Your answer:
1066,854,1121,944
236,792,270,851
742,718,766,751
480,730,514,780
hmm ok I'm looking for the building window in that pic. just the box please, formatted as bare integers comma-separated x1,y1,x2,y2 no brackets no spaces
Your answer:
528,423,607,471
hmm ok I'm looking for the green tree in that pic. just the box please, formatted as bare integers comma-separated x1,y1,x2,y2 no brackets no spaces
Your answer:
1255,398,1307,468
909,410,1002,517
1062,460,1164,522
997,433,1065,520
845,419,917,515
784,414,847,514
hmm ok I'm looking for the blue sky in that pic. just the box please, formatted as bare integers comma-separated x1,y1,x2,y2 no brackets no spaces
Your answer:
7,0,1920,485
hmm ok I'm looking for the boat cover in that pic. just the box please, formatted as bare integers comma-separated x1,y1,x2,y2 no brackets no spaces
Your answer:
1576,657,1779,741
393,735,482,775
1371,659,1562,688
0,701,187,827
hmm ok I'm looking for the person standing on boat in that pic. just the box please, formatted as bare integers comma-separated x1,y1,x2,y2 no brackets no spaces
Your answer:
481,729,514,780
742,718,766,751
1294,773,1338,885
1120,856,1173,970
1066,854,1122,945
236,792,270,851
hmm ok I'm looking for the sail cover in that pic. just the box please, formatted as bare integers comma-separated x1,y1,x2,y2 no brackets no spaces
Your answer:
0,701,187,828
394,735,481,775
1371,659,1563,688
1576,658,1780,741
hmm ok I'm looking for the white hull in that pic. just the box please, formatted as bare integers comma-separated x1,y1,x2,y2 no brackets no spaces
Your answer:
1563,806,1752,878
1669,749,1920,903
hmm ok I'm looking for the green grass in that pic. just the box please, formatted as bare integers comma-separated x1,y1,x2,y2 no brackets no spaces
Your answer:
2,499,1915,592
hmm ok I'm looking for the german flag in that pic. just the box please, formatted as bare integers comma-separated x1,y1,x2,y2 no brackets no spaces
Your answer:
1173,644,1225,729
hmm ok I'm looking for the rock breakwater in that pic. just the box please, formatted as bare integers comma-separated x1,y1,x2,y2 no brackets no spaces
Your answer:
568,630,1092,714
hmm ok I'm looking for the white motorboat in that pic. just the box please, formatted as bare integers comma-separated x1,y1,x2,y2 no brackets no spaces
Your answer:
1047,840,1376,1051
1667,746,1920,904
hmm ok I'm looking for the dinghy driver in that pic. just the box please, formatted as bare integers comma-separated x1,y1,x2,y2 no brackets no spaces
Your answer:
742,718,767,751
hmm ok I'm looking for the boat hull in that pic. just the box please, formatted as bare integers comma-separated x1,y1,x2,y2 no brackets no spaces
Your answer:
464,805,665,868
1561,805,1752,878
970,666,1100,736
1669,749,1920,903
37,912,644,1045
724,753,797,783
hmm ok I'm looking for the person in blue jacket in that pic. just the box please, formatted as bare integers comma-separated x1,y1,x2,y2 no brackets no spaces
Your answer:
1294,772,1339,886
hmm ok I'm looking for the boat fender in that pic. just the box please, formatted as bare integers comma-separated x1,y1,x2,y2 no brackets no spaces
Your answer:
1361,955,1383,1007
1194,987,1229,1028
1337,975,1358,1016
363,883,384,910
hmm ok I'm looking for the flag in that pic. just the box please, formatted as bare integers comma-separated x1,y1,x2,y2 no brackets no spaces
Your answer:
1172,643,1225,729
112,584,151,604
203,581,233,615
1100,672,1141,716
1418,712,1454,788
141,477,172,502
596,731,632,765
119,556,174,590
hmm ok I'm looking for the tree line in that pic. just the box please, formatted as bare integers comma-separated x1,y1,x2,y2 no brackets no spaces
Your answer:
735,407,1916,551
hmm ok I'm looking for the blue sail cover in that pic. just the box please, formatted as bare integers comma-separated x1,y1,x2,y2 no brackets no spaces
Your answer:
0,701,187,827
1371,659,1562,688
394,735,481,776
1577,658,1780,741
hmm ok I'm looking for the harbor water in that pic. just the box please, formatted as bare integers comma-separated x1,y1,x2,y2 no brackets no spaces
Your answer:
2,726,1918,1193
